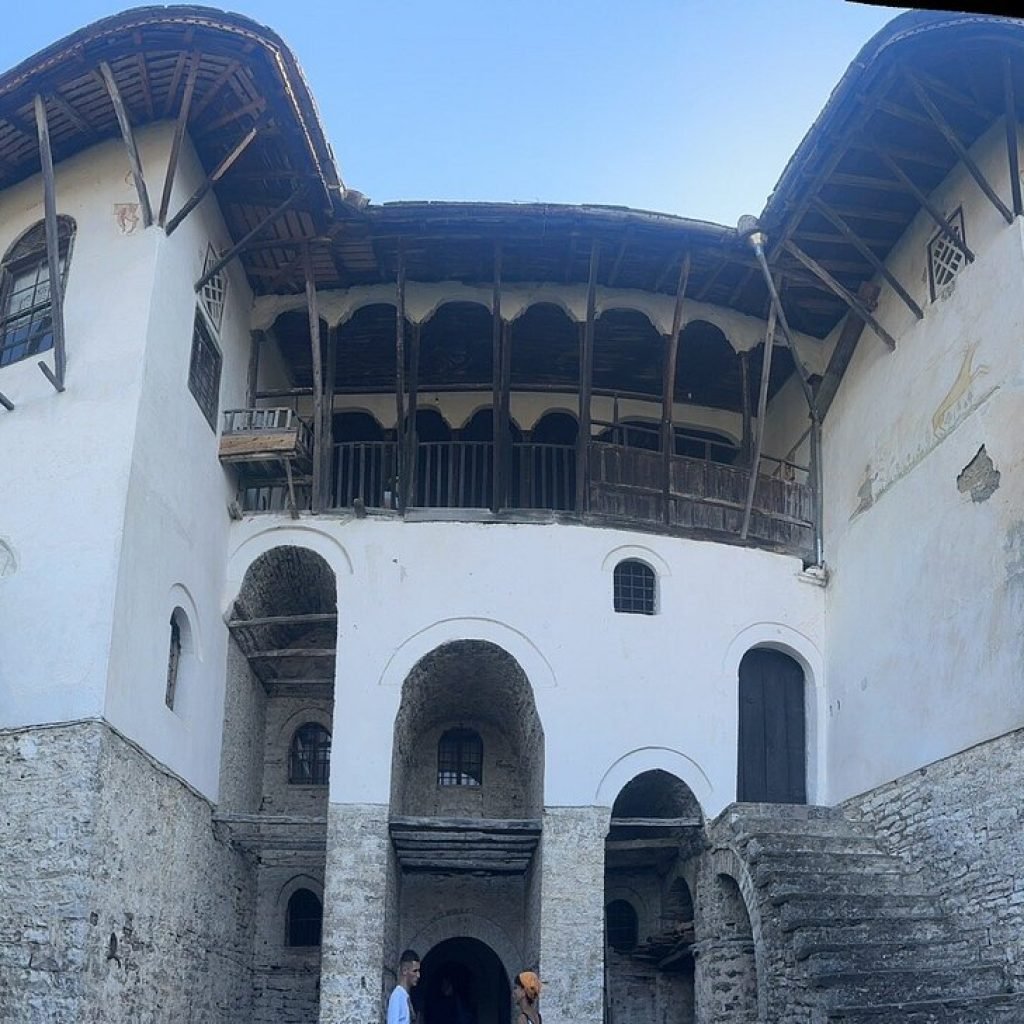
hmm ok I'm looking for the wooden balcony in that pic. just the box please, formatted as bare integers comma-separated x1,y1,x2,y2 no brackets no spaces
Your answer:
219,407,312,470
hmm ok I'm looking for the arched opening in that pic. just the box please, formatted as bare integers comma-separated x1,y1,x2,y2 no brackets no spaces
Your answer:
390,641,544,995
701,874,758,1022
333,410,392,508
513,410,577,511
510,302,578,391
612,559,657,615
604,770,703,1024
737,648,806,804
218,544,337,1020
336,303,405,392
419,302,493,390
417,937,511,1024
164,606,194,712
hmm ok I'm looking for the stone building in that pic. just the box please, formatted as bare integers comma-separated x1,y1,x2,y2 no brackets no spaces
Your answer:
1,7,1022,1024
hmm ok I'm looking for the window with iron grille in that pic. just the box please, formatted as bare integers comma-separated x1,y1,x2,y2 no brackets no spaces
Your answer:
286,888,323,947
164,613,183,710
437,727,483,787
0,217,75,368
200,245,227,330
606,900,638,952
927,207,966,301
288,723,331,785
188,310,222,430
613,559,657,615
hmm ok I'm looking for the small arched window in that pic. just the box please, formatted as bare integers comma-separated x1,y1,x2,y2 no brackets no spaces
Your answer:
613,559,656,615
288,723,331,785
606,900,638,952
437,727,483,787
0,216,75,368
286,888,323,947
164,611,184,709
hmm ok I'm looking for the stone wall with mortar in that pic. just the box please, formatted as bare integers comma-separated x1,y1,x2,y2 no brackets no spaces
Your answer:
219,637,268,814
844,725,1024,987
0,719,256,1024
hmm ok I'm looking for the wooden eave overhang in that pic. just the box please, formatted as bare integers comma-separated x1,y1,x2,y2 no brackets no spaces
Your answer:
0,4,349,289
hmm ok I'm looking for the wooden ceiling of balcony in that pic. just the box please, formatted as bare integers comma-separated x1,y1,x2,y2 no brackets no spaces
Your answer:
3,9,1024,360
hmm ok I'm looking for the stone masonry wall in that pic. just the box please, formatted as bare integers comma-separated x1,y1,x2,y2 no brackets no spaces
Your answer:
1,719,256,1023
844,725,1024,986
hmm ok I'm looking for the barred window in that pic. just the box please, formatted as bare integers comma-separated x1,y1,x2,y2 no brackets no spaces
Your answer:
188,310,222,429
0,217,75,368
286,889,322,947
613,559,656,615
606,900,638,952
288,723,331,785
927,207,966,301
437,727,483,787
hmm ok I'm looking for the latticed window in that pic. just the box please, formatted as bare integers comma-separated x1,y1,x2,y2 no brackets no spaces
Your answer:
0,217,74,368
286,889,323,947
437,727,483,787
613,559,657,615
288,723,331,785
927,207,966,301
200,246,227,330
606,900,638,952
188,310,222,429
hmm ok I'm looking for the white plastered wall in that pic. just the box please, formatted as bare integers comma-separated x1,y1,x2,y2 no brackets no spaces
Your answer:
0,135,162,725
822,119,1024,801
225,517,826,819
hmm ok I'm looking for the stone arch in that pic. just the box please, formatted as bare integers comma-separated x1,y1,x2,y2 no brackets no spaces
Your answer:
405,911,523,985
595,747,713,811
725,623,823,804
390,639,544,818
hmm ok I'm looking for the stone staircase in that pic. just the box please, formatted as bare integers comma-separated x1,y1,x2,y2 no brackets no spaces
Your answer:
722,804,1023,1024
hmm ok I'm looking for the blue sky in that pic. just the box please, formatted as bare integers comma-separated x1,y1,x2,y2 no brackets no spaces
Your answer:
1,1,906,225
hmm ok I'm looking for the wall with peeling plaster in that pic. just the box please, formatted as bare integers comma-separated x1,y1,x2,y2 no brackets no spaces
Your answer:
822,122,1024,802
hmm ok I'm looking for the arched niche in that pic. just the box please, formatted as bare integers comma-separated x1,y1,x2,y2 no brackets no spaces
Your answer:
419,301,493,390
509,302,579,390
594,308,664,399
390,640,544,819
336,302,410,391
267,310,330,392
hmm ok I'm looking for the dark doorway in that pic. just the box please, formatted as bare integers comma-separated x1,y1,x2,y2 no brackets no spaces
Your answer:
737,648,806,803
416,937,510,1024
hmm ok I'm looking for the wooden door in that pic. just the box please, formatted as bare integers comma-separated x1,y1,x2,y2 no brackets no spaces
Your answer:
737,648,806,803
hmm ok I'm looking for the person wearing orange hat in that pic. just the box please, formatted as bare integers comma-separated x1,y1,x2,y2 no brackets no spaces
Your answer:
512,971,542,1024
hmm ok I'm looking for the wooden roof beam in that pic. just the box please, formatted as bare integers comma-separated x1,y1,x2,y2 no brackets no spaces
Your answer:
99,61,153,227
870,141,976,262
912,67,994,124
227,612,337,630
784,240,896,351
157,51,201,228
905,70,1013,224
189,60,242,124
1006,54,1023,218
197,95,267,137
849,139,950,171
134,52,155,121
46,91,97,138
816,282,881,420
811,197,923,319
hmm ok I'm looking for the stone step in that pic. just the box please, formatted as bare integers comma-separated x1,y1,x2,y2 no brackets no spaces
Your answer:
758,868,929,899
812,964,1008,1008
728,801,849,822
777,891,942,920
738,832,886,859
827,992,1024,1024
799,937,976,972
749,847,898,874
787,914,959,949
729,814,874,840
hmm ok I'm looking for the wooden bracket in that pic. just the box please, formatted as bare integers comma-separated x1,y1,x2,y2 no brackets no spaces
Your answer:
99,61,153,227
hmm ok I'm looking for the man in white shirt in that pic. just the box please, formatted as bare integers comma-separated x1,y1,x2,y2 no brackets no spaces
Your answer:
387,949,421,1024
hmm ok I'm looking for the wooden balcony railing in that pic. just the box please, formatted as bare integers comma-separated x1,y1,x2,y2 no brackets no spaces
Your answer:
235,438,813,557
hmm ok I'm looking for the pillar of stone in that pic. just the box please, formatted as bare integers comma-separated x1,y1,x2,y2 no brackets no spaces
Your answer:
319,802,392,1024
538,806,607,1024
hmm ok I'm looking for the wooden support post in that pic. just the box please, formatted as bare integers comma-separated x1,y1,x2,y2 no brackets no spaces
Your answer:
815,282,880,421
740,351,752,466
491,242,504,512
0,390,14,411
33,94,66,392
165,124,261,236
1005,54,1023,218
158,52,200,227
246,330,263,407
194,188,306,293
99,61,153,227
576,242,599,514
283,459,300,520
783,241,898,351
810,416,824,566
740,304,777,541
661,253,690,524
905,71,1014,225
323,325,337,511
871,143,975,262
303,245,324,513
395,242,407,512
810,197,923,319
405,324,421,509
499,318,512,509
